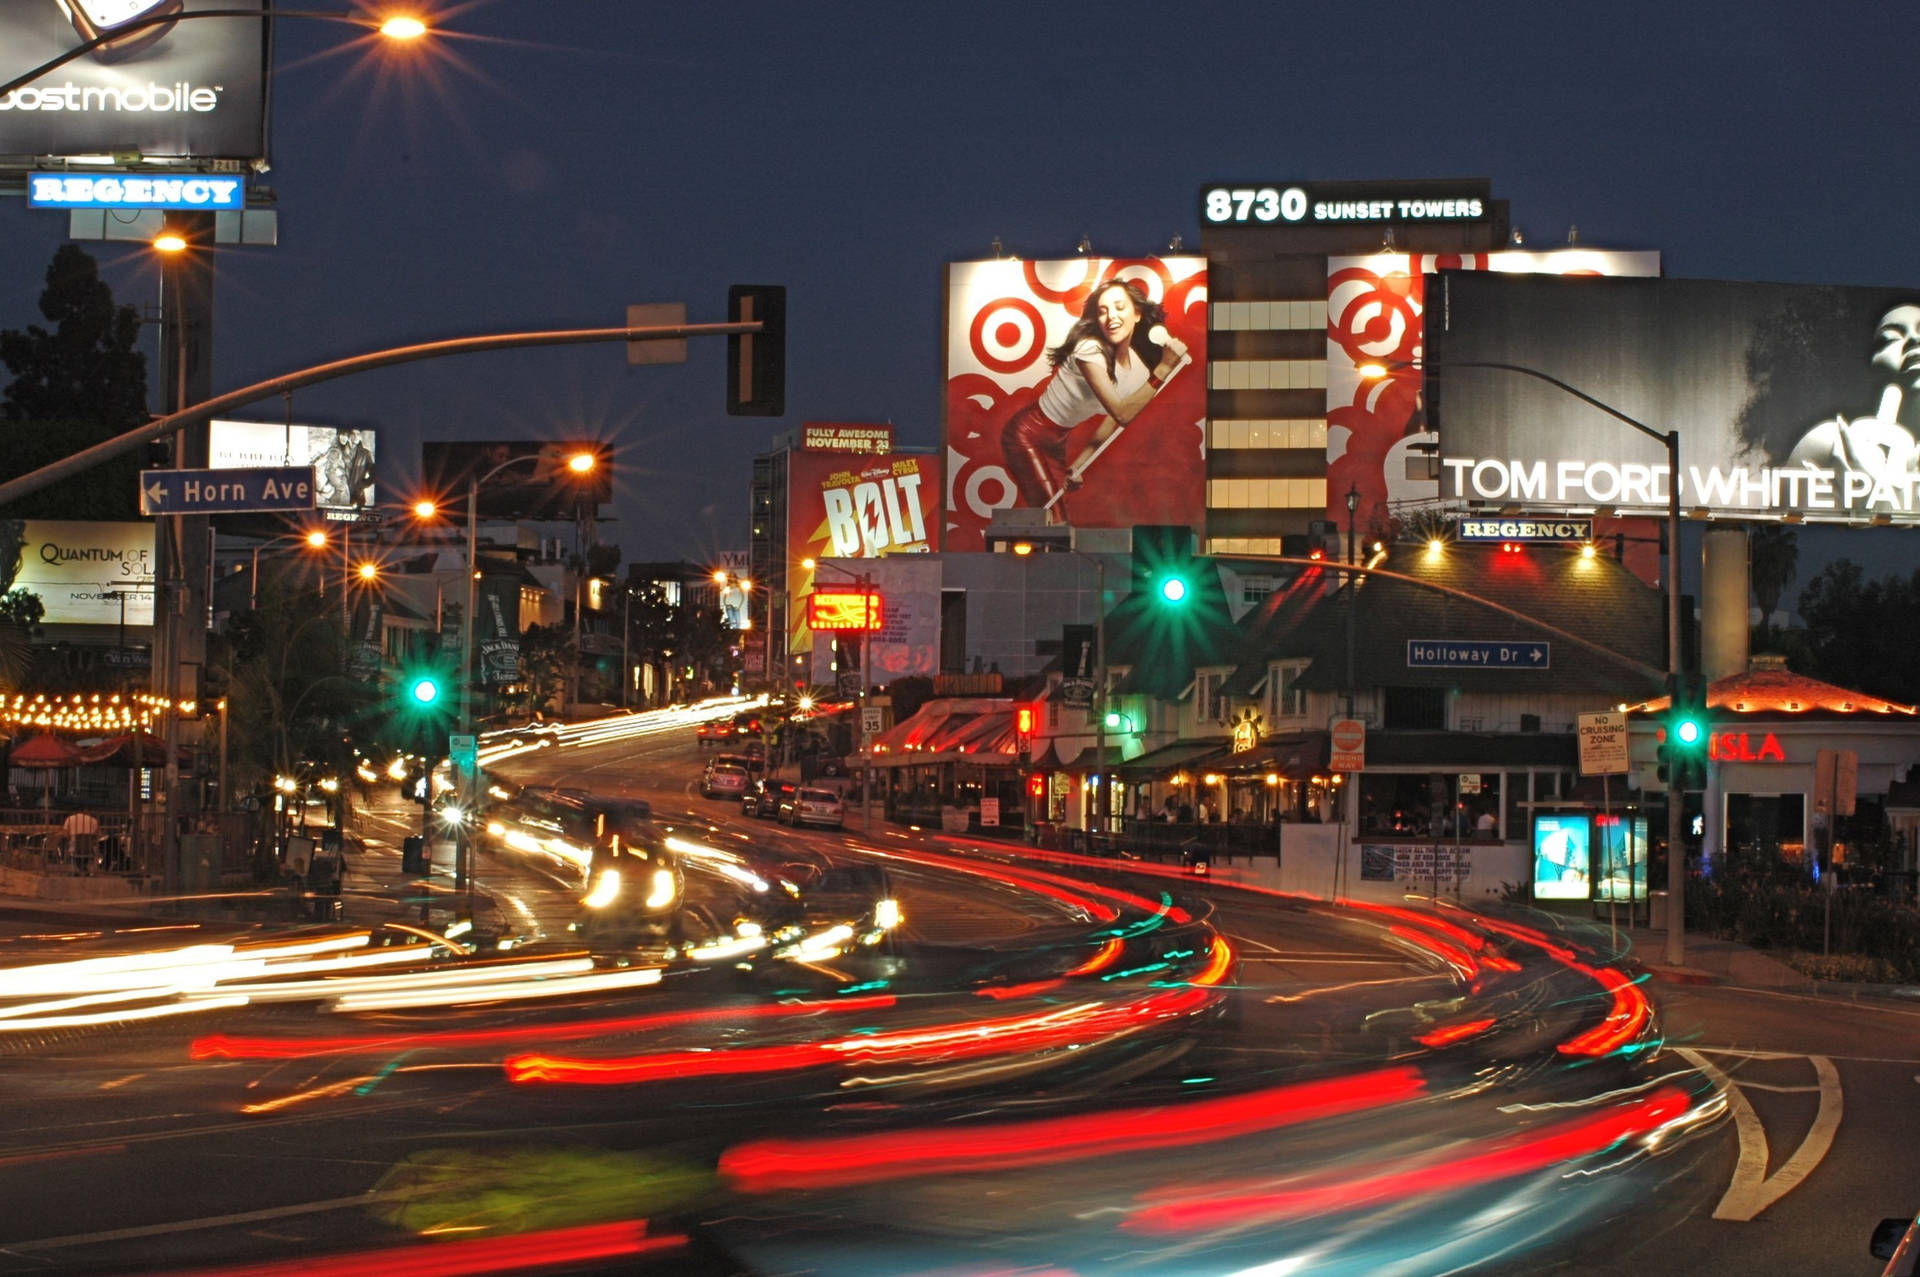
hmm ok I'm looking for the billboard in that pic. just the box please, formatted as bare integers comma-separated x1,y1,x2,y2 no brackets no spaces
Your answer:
420,442,611,521
1325,250,1661,536
209,420,375,518
1532,812,1592,901
786,449,939,658
15,520,155,626
0,1,270,166
1428,274,1920,524
945,256,1208,552
802,423,894,454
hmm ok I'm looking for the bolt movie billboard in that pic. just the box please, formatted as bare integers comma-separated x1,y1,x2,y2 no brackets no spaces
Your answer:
1325,249,1660,538
944,257,1207,552
0,0,270,165
786,449,939,657
1428,274,1920,525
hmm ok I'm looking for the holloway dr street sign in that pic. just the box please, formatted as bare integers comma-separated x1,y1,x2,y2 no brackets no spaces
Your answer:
140,467,316,516
1407,639,1550,670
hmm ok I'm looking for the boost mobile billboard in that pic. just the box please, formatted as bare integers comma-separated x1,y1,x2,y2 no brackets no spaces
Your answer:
1429,273,1920,524
944,256,1207,553
0,1,270,165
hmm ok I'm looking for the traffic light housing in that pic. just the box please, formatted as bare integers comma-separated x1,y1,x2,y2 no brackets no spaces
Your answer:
1156,572,1190,605
1658,672,1709,791
727,284,786,416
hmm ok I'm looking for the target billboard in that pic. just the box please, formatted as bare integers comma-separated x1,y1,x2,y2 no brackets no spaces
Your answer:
944,256,1208,552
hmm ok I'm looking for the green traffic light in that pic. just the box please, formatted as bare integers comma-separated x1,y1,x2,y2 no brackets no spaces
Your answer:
410,677,441,705
1159,576,1188,604
1674,717,1702,747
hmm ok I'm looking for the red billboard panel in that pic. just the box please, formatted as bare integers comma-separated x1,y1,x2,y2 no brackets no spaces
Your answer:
945,257,1208,552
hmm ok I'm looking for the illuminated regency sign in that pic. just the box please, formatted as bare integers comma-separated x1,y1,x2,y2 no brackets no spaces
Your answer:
1202,182,1489,226
28,173,243,210
808,589,883,632
1456,518,1592,542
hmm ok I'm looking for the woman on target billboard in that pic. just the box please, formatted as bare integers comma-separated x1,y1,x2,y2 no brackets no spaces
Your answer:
944,257,1207,552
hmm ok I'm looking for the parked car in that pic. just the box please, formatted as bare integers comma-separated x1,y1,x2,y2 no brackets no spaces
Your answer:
711,750,764,777
703,762,750,800
781,786,845,830
695,721,727,748
1874,1210,1919,1276
743,777,798,819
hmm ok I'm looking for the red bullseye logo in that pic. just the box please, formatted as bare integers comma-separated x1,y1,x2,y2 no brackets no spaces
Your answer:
970,297,1046,374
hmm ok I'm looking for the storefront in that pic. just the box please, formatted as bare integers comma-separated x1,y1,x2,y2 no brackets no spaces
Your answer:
1628,664,1920,885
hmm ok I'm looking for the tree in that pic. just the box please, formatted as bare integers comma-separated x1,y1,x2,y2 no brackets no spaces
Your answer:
219,582,374,798
0,245,150,520
1748,523,1799,647
510,623,572,720
1796,559,1920,704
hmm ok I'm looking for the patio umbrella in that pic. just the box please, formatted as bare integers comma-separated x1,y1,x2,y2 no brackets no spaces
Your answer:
8,733,83,807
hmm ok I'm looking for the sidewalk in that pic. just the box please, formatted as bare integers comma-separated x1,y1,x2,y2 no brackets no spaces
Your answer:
1589,922,1920,1001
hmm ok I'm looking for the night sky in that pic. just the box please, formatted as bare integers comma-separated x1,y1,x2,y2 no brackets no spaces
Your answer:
2,0,1915,598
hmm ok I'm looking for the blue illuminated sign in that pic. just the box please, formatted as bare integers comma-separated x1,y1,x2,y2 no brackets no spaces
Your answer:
28,173,244,211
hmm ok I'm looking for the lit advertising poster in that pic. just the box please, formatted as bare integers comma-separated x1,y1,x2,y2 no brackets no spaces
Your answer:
0,0,269,164
1430,274,1920,525
786,450,939,657
802,422,894,454
1325,250,1660,536
15,521,155,627
804,555,941,686
1532,812,1593,901
944,257,1208,552
210,420,376,518
1594,813,1649,903
420,442,611,521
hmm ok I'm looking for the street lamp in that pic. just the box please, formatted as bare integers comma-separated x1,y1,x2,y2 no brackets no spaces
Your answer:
802,556,880,831
1361,357,1689,965
246,527,331,610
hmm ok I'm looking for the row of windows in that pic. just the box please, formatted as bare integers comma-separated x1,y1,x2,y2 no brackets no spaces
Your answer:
1207,478,1328,509
1207,537,1291,555
1210,300,1328,332
1209,360,1328,391
1209,418,1329,451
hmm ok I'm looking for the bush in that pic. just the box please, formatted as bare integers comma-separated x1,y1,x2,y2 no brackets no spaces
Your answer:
1689,872,1920,983
1780,950,1905,984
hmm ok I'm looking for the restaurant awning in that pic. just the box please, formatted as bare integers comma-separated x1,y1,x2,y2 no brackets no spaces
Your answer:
1106,738,1234,776
1223,731,1330,780
8,733,84,768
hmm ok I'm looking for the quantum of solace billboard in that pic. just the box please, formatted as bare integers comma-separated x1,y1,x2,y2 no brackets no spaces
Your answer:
1429,274,1920,524
945,257,1207,552
16,521,155,627
0,1,270,164
787,449,939,658
210,420,376,518
1325,249,1660,536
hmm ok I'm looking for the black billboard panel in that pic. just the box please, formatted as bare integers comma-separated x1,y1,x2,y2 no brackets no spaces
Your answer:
421,441,611,521
1429,273,1920,525
0,0,270,166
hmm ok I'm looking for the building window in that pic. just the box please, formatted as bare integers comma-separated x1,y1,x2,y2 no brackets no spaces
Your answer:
1207,537,1289,555
1209,300,1329,332
1194,671,1228,724
1206,478,1329,509
1208,419,1331,451
1208,360,1328,391
1269,662,1306,719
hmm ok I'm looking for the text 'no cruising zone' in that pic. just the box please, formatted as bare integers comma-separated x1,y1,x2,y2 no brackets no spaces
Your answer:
1407,639,1550,670
140,466,318,516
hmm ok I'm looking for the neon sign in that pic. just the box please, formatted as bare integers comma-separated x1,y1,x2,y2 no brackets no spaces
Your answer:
1709,731,1785,763
807,589,883,632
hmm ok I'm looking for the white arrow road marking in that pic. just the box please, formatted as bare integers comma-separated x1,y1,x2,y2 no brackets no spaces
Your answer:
1677,1047,1842,1221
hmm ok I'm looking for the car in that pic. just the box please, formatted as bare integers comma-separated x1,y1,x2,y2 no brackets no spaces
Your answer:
695,721,727,748
711,750,764,778
781,786,845,830
702,762,750,800
1874,1211,1920,1276
743,777,798,819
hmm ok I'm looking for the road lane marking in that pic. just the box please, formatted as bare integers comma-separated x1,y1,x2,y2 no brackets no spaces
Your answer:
1677,1046,1843,1222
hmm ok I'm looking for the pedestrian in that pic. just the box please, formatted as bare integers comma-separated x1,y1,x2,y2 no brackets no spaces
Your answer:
1476,808,1498,837
61,808,101,875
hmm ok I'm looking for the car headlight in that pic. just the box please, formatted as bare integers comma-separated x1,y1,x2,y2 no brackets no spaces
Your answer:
645,868,678,910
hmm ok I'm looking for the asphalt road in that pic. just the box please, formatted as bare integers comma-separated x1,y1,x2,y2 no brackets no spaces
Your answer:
0,716,1911,1275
